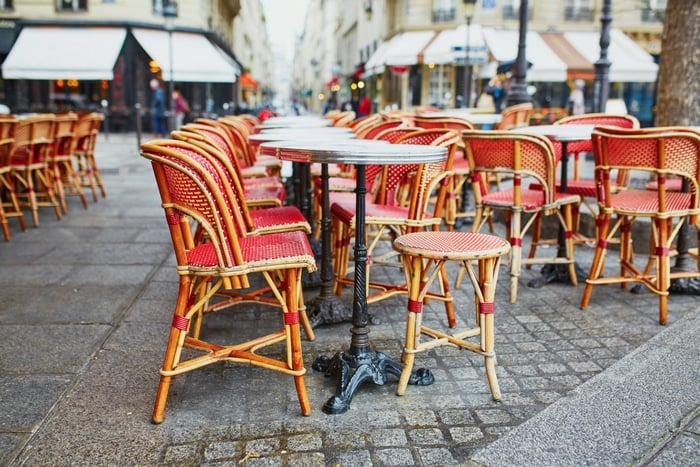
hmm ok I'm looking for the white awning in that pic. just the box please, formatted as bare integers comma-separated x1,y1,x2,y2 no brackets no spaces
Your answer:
132,28,240,83
363,30,437,75
482,28,568,82
564,29,658,82
423,24,487,66
2,27,126,80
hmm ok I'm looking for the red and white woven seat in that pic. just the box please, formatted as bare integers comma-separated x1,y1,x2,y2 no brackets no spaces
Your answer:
140,139,317,423
393,231,510,399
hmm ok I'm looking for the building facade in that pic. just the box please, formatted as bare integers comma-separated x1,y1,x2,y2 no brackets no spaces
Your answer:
0,0,274,131
292,0,665,125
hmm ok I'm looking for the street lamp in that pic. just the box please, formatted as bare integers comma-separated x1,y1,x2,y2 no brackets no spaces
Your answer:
162,2,178,131
592,0,612,113
506,0,533,105
463,0,477,108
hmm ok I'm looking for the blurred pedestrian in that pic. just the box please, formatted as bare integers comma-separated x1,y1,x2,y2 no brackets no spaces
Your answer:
172,88,189,129
486,75,505,113
150,79,167,138
357,95,371,117
568,79,585,115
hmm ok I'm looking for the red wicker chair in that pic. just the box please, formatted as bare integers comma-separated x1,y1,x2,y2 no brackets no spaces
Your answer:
495,103,533,130
459,130,581,303
49,113,88,213
0,116,26,239
140,139,317,422
177,123,286,208
73,112,106,202
331,129,460,311
7,114,61,226
580,126,700,325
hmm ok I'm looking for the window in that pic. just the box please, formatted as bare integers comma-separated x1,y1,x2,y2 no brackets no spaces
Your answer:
152,0,176,15
502,0,530,20
642,0,666,22
56,0,87,11
564,0,593,21
0,0,13,10
428,65,452,108
432,0,455,23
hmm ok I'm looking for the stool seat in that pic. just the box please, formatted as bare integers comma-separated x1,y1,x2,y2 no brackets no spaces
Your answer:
393,231,510,261
393,231,509,401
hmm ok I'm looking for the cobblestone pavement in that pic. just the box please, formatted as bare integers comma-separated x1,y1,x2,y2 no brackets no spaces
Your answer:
0,133,698,466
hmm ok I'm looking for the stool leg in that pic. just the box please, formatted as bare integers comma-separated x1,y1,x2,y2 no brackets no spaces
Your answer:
479,256,501,401
397,254,423,395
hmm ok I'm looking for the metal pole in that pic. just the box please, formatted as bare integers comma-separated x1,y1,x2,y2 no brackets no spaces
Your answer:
168,29,175,131
464,16,472,108
506,0,532,106
592,0,612,113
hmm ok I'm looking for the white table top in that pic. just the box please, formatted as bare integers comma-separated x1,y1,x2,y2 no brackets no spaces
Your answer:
257,116,332,129
516,124,597,142
419,110,503,126
261,139,446,165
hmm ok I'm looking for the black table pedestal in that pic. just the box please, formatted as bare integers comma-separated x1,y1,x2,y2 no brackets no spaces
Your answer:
313,165,434,413
312,349,434,414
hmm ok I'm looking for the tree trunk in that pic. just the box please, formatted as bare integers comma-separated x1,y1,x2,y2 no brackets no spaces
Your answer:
654,0,700,126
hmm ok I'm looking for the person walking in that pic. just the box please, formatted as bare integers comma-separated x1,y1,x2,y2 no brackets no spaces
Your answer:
150,79,167,138
172,88,189,129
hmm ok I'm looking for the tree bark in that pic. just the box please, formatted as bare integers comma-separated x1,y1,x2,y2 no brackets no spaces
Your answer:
654,0,700,126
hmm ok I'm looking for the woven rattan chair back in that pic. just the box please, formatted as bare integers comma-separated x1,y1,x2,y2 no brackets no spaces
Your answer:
592,126,700,219
413,116,475,132
356,119,405,140
464,130,558,206
496,103,533,130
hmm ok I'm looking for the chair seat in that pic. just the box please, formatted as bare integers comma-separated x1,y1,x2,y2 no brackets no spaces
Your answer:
241,165,272,178
529,179,623,199
645,178,683,192
244,185,285,205
249,206,311,234
187,230,315,270
331,200,437,227
393,231,510,261
243,175,283,188
607,190,694,216
451,156,470,175
481,188,580,211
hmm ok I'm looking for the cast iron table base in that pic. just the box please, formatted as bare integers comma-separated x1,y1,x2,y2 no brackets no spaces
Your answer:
312,351,434,414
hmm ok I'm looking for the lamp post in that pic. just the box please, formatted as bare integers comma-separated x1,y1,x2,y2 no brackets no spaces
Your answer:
162,2,178,131
463,0,477,108
505,0,533,106
592,0,611,113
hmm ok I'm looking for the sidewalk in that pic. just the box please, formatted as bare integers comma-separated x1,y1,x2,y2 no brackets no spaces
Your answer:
1,132,698,466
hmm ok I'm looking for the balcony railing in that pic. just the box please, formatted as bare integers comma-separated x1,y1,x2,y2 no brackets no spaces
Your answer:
432,7,456,23
502,5,531,20
641,8,664,22
564,6,594,22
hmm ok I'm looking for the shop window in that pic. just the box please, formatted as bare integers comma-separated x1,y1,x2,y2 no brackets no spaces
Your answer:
56,0,87,11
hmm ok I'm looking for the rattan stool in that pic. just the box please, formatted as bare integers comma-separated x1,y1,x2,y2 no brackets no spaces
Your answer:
393,231,510,399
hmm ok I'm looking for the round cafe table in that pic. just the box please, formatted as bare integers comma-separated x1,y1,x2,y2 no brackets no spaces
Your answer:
264,138,447,414
419,110,503,127
252,130,359,326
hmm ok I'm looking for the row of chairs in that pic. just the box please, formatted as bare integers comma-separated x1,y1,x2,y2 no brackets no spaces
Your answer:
140,115,322,423
0,112,105,240
329,107,700,327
